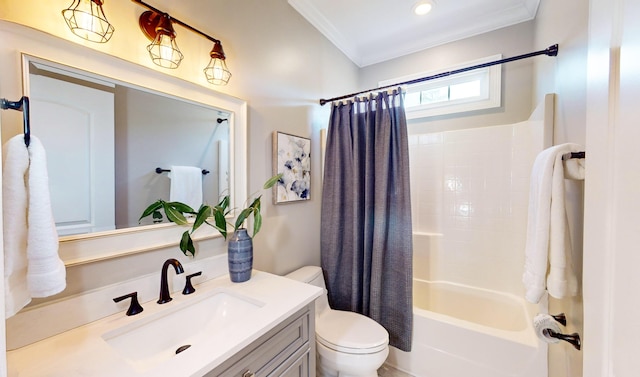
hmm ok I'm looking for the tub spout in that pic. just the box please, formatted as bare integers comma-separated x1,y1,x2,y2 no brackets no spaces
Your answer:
158,258,184,304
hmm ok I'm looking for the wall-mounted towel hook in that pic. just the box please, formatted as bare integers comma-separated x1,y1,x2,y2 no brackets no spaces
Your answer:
217,118,228,124
1,96,30,147
155,167,210,175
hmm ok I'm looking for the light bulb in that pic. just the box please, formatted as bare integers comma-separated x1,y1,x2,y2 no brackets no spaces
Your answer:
147,32,184,69
62,0,115,43
413,2,433,16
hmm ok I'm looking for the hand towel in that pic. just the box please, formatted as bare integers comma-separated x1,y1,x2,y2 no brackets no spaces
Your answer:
523,143,583,303
564,156,585,180
169,166,203,210
3,135,32,317
3,135,66,318
26,136,66,298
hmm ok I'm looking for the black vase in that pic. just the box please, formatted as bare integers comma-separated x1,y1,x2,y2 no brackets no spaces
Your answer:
227,229,253,282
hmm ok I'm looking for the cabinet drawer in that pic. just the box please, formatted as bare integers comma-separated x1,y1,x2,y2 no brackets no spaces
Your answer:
207,305,312,377
275,350,309,377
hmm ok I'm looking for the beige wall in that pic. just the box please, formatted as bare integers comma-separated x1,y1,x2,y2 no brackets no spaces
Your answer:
533,1,589,376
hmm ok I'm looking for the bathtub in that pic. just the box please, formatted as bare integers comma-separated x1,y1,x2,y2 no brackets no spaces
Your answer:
386,279,547,377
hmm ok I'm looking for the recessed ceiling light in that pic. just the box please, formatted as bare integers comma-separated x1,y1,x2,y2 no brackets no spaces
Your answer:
413,1,433,16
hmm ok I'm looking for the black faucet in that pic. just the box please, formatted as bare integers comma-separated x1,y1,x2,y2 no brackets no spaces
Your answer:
158,258,184,304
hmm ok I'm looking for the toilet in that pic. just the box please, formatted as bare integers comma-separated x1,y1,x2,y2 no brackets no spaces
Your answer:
285,266,389,377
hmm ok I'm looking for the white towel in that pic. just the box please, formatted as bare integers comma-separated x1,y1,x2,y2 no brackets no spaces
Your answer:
564,155,585,180
523,143,583,303
3,135,66,317
26,137,66,298
3,135,32,317
168,165,203,210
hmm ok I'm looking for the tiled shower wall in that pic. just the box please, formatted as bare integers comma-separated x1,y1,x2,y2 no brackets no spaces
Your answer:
409,120,543,296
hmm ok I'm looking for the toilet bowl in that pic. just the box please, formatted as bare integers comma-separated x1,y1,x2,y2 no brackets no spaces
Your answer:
285,266,389,377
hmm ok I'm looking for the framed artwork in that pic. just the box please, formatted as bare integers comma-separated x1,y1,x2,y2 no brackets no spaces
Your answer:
273,131,311,204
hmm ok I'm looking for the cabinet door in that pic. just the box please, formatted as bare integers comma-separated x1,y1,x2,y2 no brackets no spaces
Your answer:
277,353,309,377
206,304,314,377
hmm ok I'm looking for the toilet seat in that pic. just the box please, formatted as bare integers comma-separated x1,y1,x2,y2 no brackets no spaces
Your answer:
316,310,389,354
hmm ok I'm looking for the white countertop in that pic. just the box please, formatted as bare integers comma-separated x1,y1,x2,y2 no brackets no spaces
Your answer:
6,271,322,377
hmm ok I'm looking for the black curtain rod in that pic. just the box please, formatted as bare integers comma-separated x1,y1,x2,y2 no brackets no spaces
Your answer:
319,44,559,106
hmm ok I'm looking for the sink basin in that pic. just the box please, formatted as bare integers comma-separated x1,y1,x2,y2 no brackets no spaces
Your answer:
101,290,263,372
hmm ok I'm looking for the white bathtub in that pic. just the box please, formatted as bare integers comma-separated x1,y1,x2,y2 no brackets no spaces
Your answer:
386,279,547,377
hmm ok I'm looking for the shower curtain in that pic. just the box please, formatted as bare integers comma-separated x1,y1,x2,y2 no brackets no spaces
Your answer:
320,89,413,352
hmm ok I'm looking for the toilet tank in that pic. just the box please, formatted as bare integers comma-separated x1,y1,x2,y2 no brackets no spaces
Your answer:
285,266,330,315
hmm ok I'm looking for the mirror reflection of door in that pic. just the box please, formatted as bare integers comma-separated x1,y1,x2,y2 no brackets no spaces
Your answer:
29,73,115,236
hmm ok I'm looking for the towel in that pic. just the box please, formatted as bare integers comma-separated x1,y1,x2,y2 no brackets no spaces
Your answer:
3,135,31,317
26,137,66,298
168,166,203,210
523,143,583,303
3,135,66,318
564,155,585,180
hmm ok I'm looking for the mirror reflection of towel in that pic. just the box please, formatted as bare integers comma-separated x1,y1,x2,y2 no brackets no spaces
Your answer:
169,166,203,211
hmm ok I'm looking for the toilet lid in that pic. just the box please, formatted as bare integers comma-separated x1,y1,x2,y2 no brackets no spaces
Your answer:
316,310,389,354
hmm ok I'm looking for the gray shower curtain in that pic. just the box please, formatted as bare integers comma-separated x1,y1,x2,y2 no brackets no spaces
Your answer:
320,89,413,352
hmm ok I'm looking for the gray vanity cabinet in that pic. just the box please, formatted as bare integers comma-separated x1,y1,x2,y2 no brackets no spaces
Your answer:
205,303,315,377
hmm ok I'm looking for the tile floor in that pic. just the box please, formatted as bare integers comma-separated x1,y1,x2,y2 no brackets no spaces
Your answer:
378,364,415,377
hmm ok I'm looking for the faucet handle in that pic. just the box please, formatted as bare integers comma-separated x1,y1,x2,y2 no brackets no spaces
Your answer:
113,292,144,316
182,271,203,295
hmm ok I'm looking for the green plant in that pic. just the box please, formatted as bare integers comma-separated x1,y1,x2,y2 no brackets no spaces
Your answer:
139,173,282,256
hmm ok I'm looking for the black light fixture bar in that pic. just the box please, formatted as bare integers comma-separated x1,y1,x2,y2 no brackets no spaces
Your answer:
131,0,220,43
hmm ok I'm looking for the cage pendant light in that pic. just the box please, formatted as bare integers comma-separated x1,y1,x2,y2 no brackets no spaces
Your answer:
140,11,184,69
62,0,115,43
203,42,232,86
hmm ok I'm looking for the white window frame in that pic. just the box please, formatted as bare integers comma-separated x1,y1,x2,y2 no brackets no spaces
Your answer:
379,54,502,119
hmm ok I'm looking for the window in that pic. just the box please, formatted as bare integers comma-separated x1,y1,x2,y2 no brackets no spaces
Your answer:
379,54,502,119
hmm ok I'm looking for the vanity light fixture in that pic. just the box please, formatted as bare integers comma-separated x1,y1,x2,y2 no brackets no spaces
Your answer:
62,0,115,43
132,0,232,85
139,11,184,69
204,41,232,86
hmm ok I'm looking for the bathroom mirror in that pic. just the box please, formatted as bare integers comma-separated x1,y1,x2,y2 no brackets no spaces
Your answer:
3,25,247,264
25,56,232,236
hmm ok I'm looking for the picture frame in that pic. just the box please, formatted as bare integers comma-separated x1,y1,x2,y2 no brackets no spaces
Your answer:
272,131,311,204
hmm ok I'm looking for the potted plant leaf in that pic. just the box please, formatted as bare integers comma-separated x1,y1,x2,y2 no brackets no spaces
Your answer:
139,173,282,282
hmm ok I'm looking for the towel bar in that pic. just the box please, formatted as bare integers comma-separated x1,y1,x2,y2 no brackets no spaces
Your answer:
155,167,210,175
1,96,30,147
562,151,585,161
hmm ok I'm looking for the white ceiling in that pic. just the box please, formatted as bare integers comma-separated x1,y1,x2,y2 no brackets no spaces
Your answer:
288,0,540,67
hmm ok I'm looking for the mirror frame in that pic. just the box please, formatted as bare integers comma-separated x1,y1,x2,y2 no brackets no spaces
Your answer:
14,31,247,266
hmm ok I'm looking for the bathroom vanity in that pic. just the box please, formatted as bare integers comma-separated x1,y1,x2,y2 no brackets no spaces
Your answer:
6,270,321,377
207,304,313,377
